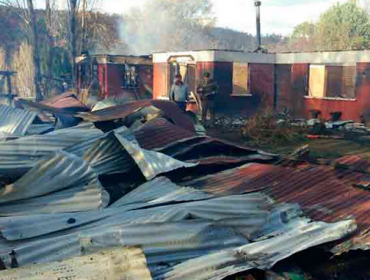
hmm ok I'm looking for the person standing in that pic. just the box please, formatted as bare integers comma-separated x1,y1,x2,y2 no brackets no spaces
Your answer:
169,74,188,112
197,71,219,127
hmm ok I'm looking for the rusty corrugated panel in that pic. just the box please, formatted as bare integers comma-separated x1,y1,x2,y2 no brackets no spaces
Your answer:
41,92,90,112
0,247,152,280
77,100,196,133
186,162,370,253
0,104,37,136
333,155,370,172
158,136,277,163
135,118,196,150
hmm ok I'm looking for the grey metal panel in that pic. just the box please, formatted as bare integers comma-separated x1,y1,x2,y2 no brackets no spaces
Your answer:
153,220,357,280
0,151,97,204
80,220,249,267
0,247,153,280
82,132,136,175
0,132,20,142
115,133,198,180
0,193,271,242
0,180,110,216
25,124,55,135
0,104,36,135
112,177,213,208
0,124,104,177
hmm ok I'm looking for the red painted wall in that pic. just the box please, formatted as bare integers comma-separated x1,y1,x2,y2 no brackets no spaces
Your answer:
289,63,370,121
249,64,275,109
153,61,276,117
153,63,168,99
152,60,370,121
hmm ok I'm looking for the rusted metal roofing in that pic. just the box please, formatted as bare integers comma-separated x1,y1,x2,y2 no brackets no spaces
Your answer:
77,100,196,132
41,92,90,113
0,104,36,135
0,247,152,280
135,118,196,150
333,155,370,172
187,162,370,253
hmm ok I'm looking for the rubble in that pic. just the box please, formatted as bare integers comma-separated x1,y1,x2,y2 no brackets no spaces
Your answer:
0,99,368,280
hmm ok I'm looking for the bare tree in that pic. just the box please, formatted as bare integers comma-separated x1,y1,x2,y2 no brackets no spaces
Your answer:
26,0,42,100
0,0,42,100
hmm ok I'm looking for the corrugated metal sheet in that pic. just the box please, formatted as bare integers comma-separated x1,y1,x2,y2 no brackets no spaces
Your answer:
135,118,196,150
116,133,198,180
0,132,20,142
80,220,249,268
0,179,109,216
25,124,55,135
154,220,355,280
157,136,277,163
0,195,356,280
0,104,36,136
111,177,213,208
0,150,109,217
0,151,97,204
0,123,104,177
0,178,211,241
92,98,119,111
0,193,272,267
0,193,270,242
186,162,370,253
82,129,136,175
0,247,152,280
77,100,196,133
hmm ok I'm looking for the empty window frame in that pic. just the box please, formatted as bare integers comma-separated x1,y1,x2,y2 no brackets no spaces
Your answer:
308,64,356,99
232,63,250,96
123,65,138,89
308,65,326,98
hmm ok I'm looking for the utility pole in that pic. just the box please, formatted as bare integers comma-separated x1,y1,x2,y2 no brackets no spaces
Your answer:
254,1,262,51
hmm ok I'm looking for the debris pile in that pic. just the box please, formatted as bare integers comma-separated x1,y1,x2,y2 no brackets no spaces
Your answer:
0,98,368,280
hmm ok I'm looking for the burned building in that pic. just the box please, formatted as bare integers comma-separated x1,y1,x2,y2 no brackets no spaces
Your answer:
76,54,153,102
152,49,370,122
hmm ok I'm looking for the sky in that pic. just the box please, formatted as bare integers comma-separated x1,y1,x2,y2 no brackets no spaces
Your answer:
100,0,351,35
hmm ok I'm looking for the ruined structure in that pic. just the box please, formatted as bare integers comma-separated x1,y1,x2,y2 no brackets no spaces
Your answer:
76,54,153,102
153,50,370,122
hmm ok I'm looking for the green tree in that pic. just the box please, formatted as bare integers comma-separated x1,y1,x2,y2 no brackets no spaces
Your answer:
292,22,316,39
315,1,370,50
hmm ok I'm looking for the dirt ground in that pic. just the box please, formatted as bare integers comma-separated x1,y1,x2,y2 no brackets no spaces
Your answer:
207,127,370,161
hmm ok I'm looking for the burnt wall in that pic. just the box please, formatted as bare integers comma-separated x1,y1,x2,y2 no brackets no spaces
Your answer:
138,65,153,99
302,63,370,121
196,62,275,117
106,64,125,98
